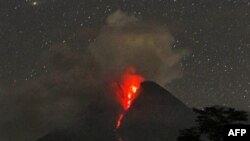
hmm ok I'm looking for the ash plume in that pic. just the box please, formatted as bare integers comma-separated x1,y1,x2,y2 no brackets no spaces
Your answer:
89,10,187,85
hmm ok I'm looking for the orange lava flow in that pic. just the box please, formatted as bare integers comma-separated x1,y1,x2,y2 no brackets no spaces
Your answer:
112,67,144,129
116,114,124,129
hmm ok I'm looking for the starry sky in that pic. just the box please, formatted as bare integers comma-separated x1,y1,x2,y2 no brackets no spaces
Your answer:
1,0,250,140
0,0,250,112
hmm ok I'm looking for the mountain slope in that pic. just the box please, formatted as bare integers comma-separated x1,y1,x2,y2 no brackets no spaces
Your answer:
118,81,195,141
37,81,195,141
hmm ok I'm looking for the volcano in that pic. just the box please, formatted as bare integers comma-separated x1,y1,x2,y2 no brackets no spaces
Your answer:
117,81,195,141
36,81,195,141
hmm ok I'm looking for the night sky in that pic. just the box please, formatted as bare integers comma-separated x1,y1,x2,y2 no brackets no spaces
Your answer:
0,0,250,133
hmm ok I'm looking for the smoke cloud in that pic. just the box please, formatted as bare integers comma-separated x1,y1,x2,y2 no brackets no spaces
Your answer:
89,10,186,85
0,10,187,141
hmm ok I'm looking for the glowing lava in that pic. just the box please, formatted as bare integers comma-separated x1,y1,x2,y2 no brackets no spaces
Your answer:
111,67,144,129
116,114,124,129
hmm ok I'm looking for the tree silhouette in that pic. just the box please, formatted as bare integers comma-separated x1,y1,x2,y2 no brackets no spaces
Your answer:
178,106,248,141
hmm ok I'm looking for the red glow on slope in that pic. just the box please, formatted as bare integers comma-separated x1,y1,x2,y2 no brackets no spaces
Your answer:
116,114,124,129
111,66,144,129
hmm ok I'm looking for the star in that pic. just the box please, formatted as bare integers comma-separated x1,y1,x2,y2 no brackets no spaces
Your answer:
32,1,38,6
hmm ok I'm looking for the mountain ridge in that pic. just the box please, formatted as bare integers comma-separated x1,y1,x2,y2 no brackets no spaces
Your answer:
37,81,195,141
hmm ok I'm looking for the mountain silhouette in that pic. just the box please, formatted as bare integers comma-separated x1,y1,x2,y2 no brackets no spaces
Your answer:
37,81,195,141
118,81,195,141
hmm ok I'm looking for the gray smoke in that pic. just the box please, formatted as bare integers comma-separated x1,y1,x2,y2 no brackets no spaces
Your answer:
89,10,186,85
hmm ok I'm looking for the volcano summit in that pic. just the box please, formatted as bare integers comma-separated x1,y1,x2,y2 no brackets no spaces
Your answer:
118,81,195,141
37,81,195,141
